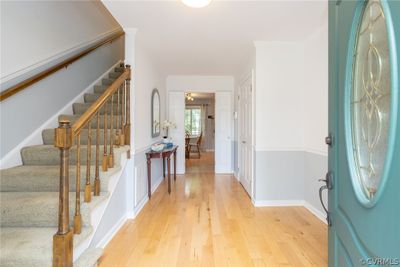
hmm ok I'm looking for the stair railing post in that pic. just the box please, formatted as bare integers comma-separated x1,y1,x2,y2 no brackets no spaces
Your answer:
125,65,131,158
94,111,101,196
53,120,73,267
108,95,115,168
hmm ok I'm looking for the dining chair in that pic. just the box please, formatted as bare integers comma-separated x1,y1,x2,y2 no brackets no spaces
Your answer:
188,132,203,158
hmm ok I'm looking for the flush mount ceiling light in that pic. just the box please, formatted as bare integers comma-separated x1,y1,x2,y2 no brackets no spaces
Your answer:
181,0,212,8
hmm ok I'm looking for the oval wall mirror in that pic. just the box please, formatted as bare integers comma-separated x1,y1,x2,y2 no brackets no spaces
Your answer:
151,88,161,137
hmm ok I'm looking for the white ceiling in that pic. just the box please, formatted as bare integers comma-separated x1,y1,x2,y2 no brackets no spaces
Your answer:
103,0,327,76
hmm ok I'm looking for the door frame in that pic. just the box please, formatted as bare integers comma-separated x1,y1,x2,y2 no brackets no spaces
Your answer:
237,71,255,199
168,90,234,174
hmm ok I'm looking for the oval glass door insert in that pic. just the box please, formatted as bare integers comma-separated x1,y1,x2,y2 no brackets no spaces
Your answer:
351,0,391,200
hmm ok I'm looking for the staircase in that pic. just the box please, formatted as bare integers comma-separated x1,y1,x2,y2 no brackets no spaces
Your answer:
0,65,131,267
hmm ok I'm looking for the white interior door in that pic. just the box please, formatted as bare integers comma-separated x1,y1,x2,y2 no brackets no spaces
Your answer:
238,77,253,197
215,92,232,173
168,91,185,174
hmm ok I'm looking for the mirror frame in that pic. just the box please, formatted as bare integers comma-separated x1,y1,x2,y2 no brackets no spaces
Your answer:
151,88,161,138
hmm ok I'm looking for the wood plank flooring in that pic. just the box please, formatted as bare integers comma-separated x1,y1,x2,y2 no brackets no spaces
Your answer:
98,152,327,267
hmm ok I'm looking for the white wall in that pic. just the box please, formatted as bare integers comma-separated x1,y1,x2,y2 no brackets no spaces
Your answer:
252,20,328,222
134,40,166,152
130,36,167,216
254,41,305,151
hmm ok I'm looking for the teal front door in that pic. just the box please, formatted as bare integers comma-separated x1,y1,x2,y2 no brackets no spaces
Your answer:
328,0,400,266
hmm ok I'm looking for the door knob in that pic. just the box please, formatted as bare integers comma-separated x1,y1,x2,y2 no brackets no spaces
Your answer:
242,141,246,144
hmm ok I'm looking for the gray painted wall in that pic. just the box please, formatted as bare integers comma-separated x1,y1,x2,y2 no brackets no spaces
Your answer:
255,151,305,201
304,152,328,216
0,1,123,158
255,150,327,216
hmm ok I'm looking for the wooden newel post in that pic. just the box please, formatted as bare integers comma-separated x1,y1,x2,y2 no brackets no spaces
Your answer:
125,65,131,158
53,120,73,267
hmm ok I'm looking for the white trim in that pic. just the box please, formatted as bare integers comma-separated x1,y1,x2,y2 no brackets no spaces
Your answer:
0,60,122,169
252,199,327,225
303,201,328,225
97,214,128,249
304,148,328,157
254,147,328,157
234,171,239,181
252,199,305,207
1,27,122,83
254,147,305,152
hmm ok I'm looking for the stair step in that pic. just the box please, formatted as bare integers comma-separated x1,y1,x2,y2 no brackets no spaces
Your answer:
109,72,122,79
94,85,108,94
114,67,124,73
0,192,108,227
42,128,121,145
21,144,128,166
59,114,121,128
102,78,115,86
84,93,120,103
0,226,92,267
0,165,119,192
75,248,103,267
73,103,121,115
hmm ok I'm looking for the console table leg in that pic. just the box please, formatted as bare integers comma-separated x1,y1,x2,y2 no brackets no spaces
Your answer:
167,156,171,194
147,157,151,198
173,150,177,181
163,157,166,179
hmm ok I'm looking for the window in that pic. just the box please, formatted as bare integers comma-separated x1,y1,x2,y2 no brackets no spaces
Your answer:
185,107,201,135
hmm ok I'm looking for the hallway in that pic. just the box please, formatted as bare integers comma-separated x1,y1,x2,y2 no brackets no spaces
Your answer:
99,154,328,267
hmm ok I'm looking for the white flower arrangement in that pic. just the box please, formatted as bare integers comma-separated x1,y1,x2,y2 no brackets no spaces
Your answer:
161,120,176,137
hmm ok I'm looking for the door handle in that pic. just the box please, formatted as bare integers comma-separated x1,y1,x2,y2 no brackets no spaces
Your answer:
242,141,246,144
318,172,333,226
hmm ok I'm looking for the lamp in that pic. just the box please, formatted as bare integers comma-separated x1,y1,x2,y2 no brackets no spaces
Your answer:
181,0,212,8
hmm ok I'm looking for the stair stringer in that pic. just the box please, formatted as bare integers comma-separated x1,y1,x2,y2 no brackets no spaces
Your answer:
73,146,131,262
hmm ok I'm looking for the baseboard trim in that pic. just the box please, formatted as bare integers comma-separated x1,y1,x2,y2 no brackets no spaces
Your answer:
133,175,164,217
0,60,122,169
252,199,327,224
97,214,128,249
303,201,327,225
252,199,305,207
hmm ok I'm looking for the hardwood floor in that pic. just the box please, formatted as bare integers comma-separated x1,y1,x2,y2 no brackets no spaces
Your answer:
99,152,327,267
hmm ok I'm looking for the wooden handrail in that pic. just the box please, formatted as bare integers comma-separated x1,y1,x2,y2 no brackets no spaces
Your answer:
0,30,125,102
71,68,130,136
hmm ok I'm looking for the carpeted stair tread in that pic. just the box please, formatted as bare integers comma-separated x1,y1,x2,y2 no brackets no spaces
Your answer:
42,128,120,145
75,248,103,267
0,226,92,267
101,78,115,86
0,192,108,227
93,85,108,94
84,93,120,103
0,165,119,192
109,72,121,79
114,66,124,73
73,103,121,115
21,145,129,166
58,114,121,128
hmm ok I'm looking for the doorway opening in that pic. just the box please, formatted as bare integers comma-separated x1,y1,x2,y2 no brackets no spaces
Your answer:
184,92,215,172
